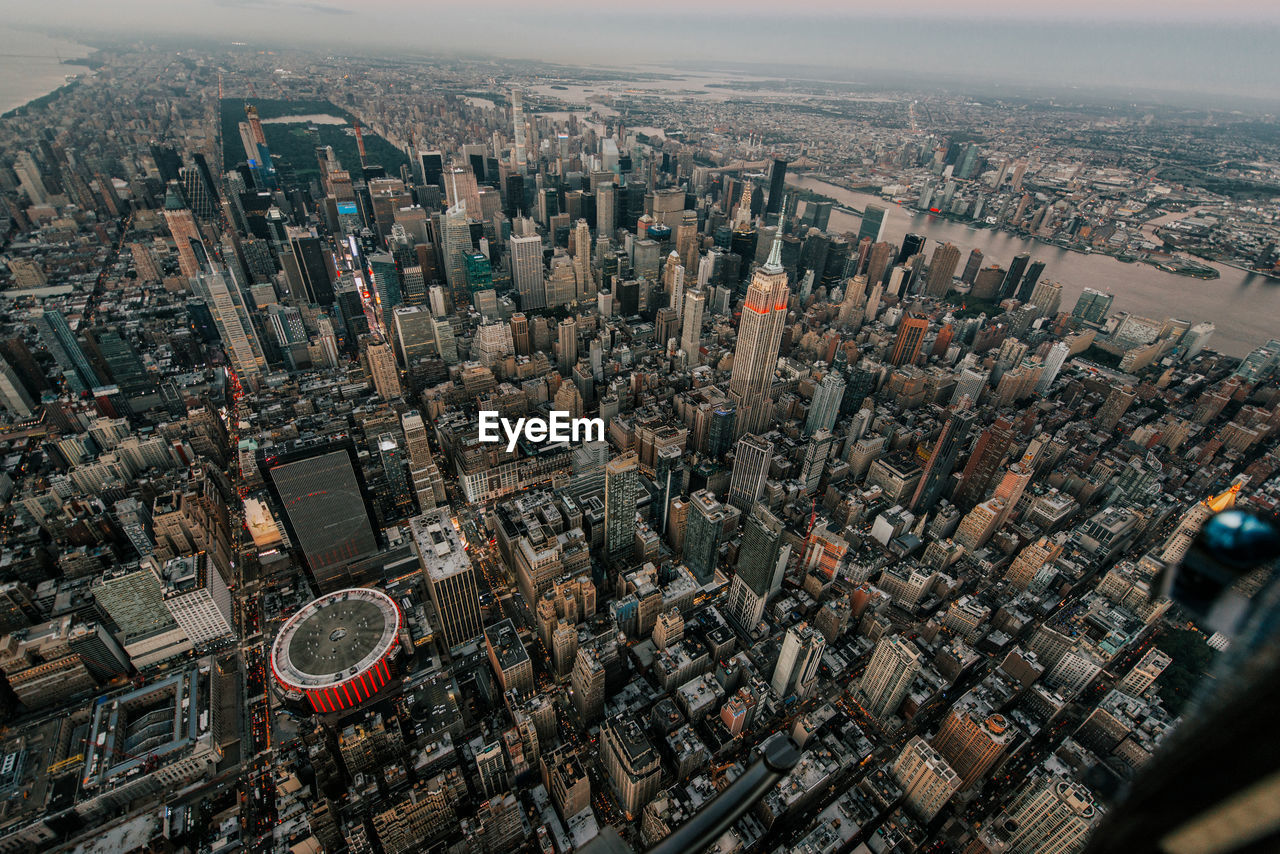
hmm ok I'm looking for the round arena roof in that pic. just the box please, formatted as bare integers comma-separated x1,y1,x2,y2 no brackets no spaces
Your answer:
271,588,401,691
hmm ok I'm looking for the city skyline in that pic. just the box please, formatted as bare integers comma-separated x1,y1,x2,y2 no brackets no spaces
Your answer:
0,17,1276,854
3,4,1279,104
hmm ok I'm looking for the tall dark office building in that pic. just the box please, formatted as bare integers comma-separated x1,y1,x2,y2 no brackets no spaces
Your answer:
260,440,380,589
707,404,737,458
468,153,486,183
1015,259,1046,303
841,367,876,416
1001,253,1031,300
684,490,738,583
180,165,217,223
909,409,975,512
334,287,369,353
505,174,525,218
858,205,886,243
290,233,335,307
191,153,221,208
898,233,926,265
37,309,101,392
367,252,402,330
419,150,444,188
766,158,788,217
654,445,683,536
961,249,985,285
954,416,1015,508
737,504,783,593
805,201,832,231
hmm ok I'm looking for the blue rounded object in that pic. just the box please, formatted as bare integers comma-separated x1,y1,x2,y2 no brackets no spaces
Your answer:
1198,510,1280,567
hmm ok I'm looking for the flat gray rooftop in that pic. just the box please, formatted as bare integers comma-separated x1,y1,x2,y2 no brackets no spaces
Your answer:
287,598,387,677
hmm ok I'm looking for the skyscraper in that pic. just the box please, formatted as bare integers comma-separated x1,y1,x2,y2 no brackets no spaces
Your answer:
471,737,508,798
736,503,784,596
440,203,473,306
572,219,595,300
726,504,783,630
729,235,789,435
400,410,445,512
261,440,379,589
1161,483,1240,565
890,314,929,366
766,157,788,218
418,150,444,188
770,622,825,699
727,433,773,511
163,183,204,280
664,252,686,320
93,567,178,643
12,151,49,205
510,89,528,171
909,408,975,513
866,241,894,286
893,737,961,821
1117,648,1172,697
683,489,739,583
366,339,401,400
290,230,336,306
1029,280,1064,317
960,248,984,284
37,309,100,391
1016,259,1046,302
805,372,846,436
926,242,961,297
191,269,266,378
654,444,683,536
366,251,400,330
857,635,922,721
0,357,34,417
1001,253,1031,300
932,706,1018,789
954,416,1014,508
680,290,704,367
600,716,661,817
604,452,639,561
993,777,1102,854
1006,535,1064,590
898,233,925,265
558,317,577,375
413,509,483,649
1072,288,1114,325
596,183,615,236
509,233,544,310
858,204,886,243
1096,385,1136,431
1035,341,1070,395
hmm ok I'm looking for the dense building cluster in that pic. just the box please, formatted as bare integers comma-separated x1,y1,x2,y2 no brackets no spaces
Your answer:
0,42,1275,854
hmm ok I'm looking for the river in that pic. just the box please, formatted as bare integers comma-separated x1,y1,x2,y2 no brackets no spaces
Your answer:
788,175,1273,358
0,31,92,114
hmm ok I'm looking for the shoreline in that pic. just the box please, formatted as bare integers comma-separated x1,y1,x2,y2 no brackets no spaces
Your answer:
1,77,85,120
0,32,95,116
795,173,1228,280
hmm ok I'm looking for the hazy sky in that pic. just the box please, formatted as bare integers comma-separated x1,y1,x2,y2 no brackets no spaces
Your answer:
3,0,1278,104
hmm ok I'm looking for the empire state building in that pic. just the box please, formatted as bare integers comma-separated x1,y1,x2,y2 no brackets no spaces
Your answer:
729,234,790,436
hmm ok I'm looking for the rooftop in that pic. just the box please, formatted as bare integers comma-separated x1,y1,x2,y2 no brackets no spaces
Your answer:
271,587,400,689
410,509,472,582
